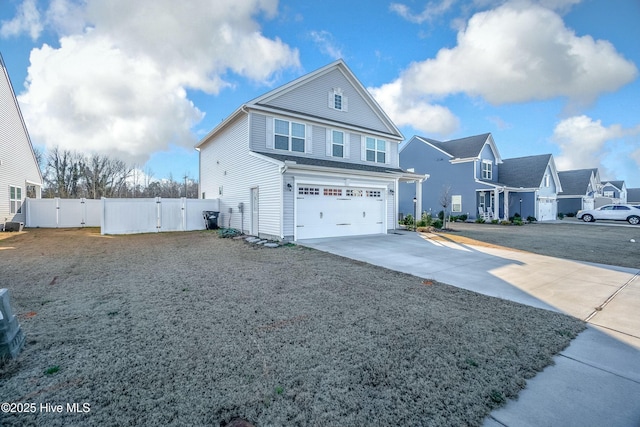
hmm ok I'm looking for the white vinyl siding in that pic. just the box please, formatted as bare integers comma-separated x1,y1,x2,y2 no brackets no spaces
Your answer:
200,114,282,238
1,59,43,223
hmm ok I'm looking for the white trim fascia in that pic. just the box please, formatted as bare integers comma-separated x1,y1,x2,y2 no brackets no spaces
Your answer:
195,105,248,150
484,134,503,164
246,104,403,142
450,157,477,164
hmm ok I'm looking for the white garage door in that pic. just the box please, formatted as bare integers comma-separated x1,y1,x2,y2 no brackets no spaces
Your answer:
296,185,385,239
537,198,555,221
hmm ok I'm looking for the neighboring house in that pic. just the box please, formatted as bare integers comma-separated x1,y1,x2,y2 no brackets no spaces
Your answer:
0,53,43,230
399,134,561,221
599,180,627,205
197,60,425,241
557,168,601,215
627,188,640,205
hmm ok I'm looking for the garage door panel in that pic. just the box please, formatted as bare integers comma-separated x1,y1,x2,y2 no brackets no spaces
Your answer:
296,185,385,239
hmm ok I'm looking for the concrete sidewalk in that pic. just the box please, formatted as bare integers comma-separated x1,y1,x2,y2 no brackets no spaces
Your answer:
298,232,640,427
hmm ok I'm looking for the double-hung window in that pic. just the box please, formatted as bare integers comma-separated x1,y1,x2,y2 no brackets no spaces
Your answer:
274,119,305,152
481,161,492,180
332,130,344,158
452,195,462,212
9,185,22,214
365,137,386,163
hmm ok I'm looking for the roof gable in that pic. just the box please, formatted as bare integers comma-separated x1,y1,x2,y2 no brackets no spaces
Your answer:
558,169,594,195
0,54,43,184
248,60,402,139
499,154,557,189
603,180,625,191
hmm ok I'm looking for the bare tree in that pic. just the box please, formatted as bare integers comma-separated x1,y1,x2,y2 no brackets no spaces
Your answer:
439,184,452,229
45,147,85,198
83,155,131,199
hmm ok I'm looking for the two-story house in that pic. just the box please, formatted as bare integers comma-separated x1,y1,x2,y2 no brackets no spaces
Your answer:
600,180,627,205
197,60,425,240
399,134,561,221
1,53,43,230
557,168,601,215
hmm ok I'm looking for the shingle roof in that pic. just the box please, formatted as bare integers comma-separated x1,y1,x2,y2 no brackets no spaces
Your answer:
604,180,625,190
498,154,552,188
424,133,491,159
558,169,594,195
253,151,405,174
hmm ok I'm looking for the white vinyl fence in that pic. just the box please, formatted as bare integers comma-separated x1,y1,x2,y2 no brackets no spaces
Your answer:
26,198,102,228
25,197,220,235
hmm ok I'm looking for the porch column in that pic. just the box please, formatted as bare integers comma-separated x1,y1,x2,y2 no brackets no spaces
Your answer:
503,188,509,221
493,188,499,220
415,180,423,220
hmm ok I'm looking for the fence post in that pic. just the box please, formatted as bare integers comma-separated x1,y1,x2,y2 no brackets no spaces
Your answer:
156,197,162,232
101,197,106,235
55,197,60,227
181,197,187,231
80,198,86,227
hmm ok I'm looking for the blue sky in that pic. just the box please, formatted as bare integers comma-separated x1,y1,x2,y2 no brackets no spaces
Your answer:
1,0,639,187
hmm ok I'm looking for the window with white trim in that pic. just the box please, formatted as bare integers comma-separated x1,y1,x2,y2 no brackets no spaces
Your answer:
544,174,550,187
329,88,347,111
603,190,614,197
274,119,305,152
452,195,462,212
365,137,386,163
9,185,22,214
331,130,344,158
481,161,492,180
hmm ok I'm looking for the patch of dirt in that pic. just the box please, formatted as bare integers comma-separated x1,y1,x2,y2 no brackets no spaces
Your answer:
0,228,584,426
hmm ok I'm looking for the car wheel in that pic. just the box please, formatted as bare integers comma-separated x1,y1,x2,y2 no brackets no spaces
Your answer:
628,216,640,225
582,214,593,222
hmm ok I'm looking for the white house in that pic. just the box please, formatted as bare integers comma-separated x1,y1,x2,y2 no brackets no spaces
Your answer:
197,60,425,240
0,54,43,230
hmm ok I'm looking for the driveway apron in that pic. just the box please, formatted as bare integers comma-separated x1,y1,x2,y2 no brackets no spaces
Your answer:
298,231,640,427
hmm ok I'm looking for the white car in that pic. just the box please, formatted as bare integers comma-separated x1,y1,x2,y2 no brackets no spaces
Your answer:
576,204,640,225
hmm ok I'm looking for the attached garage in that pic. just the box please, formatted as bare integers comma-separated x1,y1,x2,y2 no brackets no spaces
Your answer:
537,197,557,221
296,184,385,239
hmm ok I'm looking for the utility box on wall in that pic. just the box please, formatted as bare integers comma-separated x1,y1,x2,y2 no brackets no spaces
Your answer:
0,289,25,360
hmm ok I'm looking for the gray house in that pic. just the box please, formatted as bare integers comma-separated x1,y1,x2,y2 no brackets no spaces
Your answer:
600,180,627,204
399,134,561,221
627,188,640,204
557,168,600,215
0,54,43,230
197,60,425,240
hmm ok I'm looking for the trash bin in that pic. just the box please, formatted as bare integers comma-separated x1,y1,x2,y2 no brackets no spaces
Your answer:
203,211,220,230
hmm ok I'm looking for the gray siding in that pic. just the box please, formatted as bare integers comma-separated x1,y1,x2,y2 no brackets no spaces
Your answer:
200,114,283,238
399,137,492,218
249,112,399,169
0,60,42,225
262,68,391,134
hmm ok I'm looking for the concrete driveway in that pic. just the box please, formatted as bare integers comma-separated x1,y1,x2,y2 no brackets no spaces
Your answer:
299,231,640,427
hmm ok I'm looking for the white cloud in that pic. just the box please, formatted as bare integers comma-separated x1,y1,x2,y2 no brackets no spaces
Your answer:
13,0,300,164
369,80,459,135
309,30,343,60
400,1,637,105
390,0,456,24
551,115,640,180
0,0,42,40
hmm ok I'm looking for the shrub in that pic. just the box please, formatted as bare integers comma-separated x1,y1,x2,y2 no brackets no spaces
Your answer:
475,218,485,224
513,219,524,226
500,220,511,226
526,216,537,223
557,213,565,219
566,212,576,217
433,219,443,229
403,214,414,226
459,214,468,222
514,212,521,218
491,219,499,224
218,228,242,238
438,210,445,220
